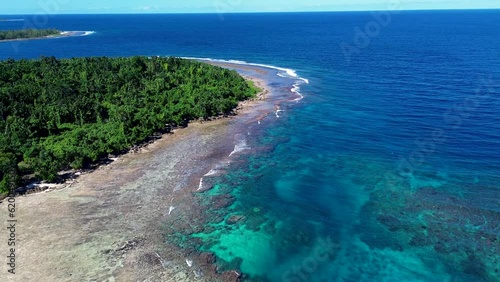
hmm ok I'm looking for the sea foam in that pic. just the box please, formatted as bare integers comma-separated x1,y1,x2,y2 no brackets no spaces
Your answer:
183,57,309,101
82,31,96,36
229,138,250,157
59,31,96,37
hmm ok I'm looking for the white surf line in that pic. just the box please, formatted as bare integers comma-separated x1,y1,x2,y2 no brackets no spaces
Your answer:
204,168,218,176
197,168,221,191
275,106,284,118
59,31,95,36
184,57,309,83
291,83,305,101
183,57,311,103
168,206,176,215
166,197,176,215
276,109,285,118
197,177,204,191
228,139,249,157
189,57,306,81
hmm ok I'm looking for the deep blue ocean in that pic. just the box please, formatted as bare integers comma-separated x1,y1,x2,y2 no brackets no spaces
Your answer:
1,11,499,281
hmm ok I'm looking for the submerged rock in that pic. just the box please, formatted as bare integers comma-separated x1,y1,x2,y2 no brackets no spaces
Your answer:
220,269,243,282
211,194,235,209
226,215,246,225
199,252,216,265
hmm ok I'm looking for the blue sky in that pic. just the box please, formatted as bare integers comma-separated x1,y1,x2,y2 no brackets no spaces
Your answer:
2,0,500,14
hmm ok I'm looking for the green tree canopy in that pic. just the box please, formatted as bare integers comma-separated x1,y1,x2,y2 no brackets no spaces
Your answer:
0,56,257,194
0,29,61,41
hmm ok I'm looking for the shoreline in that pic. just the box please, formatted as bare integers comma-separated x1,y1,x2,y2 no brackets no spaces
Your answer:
0,70,273,281
6,73,269,198
7,73,269,198
0,31,94,43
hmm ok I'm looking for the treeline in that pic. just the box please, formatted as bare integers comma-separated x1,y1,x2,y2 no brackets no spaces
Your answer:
0,56,257,194
0,29,60,41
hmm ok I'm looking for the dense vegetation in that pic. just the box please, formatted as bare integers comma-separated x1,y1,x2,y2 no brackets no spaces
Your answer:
0,29,61,41
0,56,257,194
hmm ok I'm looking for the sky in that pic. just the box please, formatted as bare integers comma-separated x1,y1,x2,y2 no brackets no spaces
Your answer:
1,0,500,14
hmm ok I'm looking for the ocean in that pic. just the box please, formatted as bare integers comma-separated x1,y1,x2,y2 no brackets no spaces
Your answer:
1,10,499,282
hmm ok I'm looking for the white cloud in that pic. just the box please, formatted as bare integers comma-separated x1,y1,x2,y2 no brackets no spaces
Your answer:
132,6,159,12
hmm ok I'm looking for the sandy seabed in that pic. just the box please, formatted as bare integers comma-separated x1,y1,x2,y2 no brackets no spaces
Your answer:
0,70,271,282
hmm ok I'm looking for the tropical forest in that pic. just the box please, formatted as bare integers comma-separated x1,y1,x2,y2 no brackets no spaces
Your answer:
0,28,61,41
0,56,257,194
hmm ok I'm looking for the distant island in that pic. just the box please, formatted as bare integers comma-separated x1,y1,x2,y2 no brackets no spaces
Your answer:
0,56,258,194
0,18,24,22
0,28,61,41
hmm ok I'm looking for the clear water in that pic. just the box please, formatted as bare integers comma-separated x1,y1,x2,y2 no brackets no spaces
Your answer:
1,11,499,281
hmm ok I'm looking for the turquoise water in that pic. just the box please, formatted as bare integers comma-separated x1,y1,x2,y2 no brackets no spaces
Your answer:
187,58,498,281
1,11,499,281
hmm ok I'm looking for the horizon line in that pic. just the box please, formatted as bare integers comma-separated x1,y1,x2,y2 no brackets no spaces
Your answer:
1,7,499,16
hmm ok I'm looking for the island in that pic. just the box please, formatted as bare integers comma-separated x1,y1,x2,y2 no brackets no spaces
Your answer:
0,56,259,195
0,28,61,41
0,18,24,22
